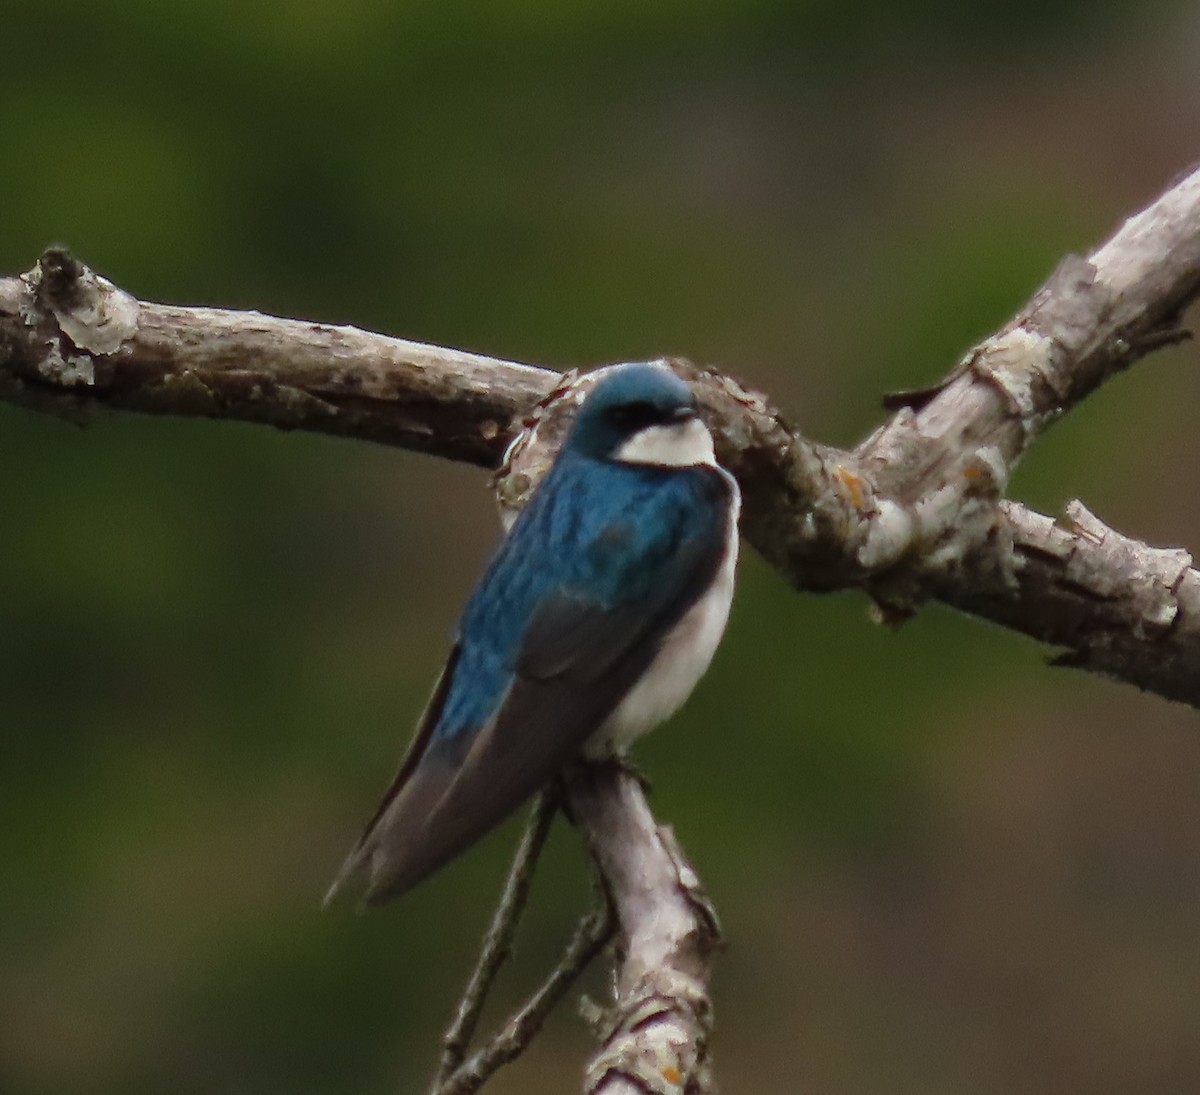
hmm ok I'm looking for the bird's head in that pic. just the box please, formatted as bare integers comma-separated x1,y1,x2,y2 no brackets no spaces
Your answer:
565,362,714,467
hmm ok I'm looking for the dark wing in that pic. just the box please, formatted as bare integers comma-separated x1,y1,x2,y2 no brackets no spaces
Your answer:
322,646,462,907
326,522,728,907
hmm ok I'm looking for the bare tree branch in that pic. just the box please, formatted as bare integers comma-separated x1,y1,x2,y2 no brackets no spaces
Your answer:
0,247,549,466
4,168,1200,1092
3,171,1198,707
566,763,720,1095
949,500,1200,704
429,765,704,1095
434,793,560,1091
435,904,612,1095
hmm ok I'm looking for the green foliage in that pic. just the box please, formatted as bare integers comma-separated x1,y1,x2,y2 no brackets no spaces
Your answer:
4,3,1199,1093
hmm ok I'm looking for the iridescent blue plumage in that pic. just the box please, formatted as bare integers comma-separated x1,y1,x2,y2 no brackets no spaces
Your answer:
440,454,729,737
327,362,739,905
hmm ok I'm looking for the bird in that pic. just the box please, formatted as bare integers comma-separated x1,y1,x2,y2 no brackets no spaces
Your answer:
325,361,740,906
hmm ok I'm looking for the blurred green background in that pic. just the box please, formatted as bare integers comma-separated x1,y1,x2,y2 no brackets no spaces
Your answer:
4,2,1200,1093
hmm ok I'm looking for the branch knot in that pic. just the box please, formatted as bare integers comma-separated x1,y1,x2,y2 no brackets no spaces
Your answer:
27,247,140,358
584,970,713,1095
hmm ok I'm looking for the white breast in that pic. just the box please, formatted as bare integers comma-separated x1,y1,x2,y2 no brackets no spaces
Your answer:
586,469,740,758
613,416,716,468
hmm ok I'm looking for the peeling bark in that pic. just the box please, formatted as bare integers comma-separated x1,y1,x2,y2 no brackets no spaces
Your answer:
3,167,1200,1093
946,500,1200,705
0,249,552,465
567,765,719,1095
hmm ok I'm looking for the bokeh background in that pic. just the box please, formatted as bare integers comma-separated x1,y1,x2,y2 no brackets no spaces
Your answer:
4,3,1200,1093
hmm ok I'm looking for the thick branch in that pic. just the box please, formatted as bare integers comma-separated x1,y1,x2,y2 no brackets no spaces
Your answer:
4,175,1199,711
566,764,720,1095
950,500,1200,705
0,248,551,466
5,170,1200,1093
852,166,1200,585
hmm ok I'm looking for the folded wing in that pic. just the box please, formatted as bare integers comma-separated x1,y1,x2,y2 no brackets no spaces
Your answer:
327,466,732,905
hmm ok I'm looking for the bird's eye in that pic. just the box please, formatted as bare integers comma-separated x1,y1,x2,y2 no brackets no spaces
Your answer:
607,401,665,430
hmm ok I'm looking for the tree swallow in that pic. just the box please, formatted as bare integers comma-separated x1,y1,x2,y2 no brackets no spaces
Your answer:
326,362,740,905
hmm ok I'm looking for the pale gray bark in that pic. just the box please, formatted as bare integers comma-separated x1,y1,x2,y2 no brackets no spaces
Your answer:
567,764,719,1095
3,167,1200,1093
0,248,550,465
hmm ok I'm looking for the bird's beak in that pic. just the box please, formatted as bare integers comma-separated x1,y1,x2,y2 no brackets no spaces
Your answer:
670,405,699,422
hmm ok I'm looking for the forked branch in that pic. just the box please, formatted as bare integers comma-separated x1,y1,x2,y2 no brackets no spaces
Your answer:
3,169,1199,702
3,168,1200,1092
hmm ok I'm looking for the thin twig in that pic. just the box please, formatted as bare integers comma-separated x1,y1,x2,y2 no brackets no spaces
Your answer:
435,905,614,1095
434,792,559,1086
4,167,1200,1094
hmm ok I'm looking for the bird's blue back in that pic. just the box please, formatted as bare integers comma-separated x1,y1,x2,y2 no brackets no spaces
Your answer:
434,448,729,740
324,362,740,905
